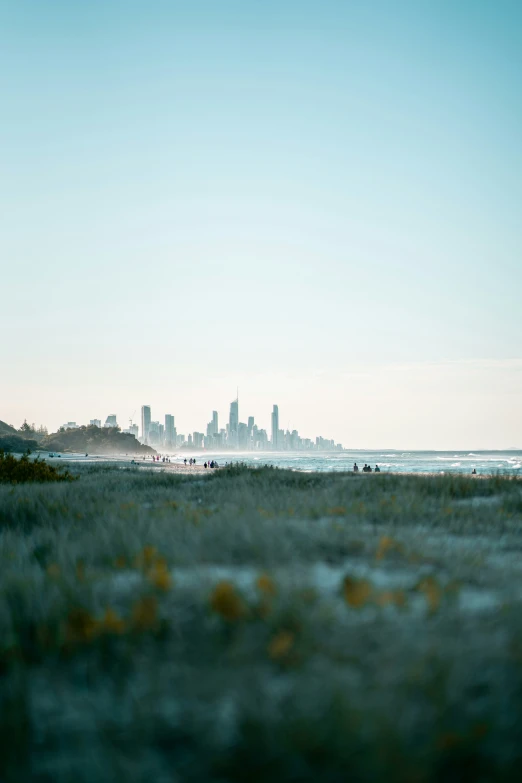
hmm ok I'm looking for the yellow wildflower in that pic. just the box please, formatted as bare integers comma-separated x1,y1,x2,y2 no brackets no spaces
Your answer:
416,576,441,614
343,576,372,608
114,556,127,569
210,581,247,621
376,535,405,560
142,545,157,566
256,573,277,596
102,608,126,635
147,560,172,591
268,630,295,660
134,545,158,570
131,596,158,631
46,563,61,579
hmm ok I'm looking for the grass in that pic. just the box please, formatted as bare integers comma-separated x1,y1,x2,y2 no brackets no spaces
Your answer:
1,463,522,781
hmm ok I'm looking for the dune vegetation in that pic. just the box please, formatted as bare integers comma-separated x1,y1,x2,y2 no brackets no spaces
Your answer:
0,451,76,484
1,463,522,781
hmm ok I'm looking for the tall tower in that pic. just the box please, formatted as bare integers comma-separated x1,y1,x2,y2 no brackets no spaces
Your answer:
141,405,151,444
212,410,218,435
229,397,238,435
271,405,279,449
165,414,175,449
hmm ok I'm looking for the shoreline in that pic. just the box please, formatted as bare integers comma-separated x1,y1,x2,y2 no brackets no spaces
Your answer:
18,451,515,478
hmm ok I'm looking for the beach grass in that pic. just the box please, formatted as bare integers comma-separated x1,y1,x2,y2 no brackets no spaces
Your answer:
1,463,522,781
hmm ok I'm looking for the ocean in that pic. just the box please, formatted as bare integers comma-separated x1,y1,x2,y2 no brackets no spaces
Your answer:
39,449,522,475
193,450,522,475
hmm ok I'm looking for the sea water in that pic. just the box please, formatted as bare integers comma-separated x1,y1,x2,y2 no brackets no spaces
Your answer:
177,450,522,475
40,450,522,475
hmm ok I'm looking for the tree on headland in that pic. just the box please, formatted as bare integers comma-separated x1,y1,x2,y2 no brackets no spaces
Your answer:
42,425,156,456
18,420,48,441
19,419,36,435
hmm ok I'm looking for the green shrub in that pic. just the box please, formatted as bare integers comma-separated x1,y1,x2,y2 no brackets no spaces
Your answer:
0,451,77,484
0,435,39,453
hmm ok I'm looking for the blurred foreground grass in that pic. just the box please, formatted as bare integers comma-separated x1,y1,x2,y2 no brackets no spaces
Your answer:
1,463,522,782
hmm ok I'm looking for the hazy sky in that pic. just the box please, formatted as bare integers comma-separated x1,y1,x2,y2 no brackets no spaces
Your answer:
1,0,521,448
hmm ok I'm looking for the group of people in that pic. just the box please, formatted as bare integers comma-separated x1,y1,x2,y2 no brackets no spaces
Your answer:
353,462,380,473
204,460,219,469
184,458,197,465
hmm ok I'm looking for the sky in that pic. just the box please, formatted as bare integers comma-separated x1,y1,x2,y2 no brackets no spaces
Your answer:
1,0,521,448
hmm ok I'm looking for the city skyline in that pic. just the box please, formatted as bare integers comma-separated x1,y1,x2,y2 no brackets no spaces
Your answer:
57,395,343,452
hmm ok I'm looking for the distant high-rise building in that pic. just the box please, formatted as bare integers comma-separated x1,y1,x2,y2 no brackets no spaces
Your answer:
89,419,101,428
238,422,249,449
148,421,160,446
271,405,279,449
141,405,151,444
165,414,175,449
207,410,219,440
105,414,118,428
229,398,238,435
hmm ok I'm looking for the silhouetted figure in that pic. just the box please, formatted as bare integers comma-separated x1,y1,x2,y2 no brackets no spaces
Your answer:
184,458,187,465
472,468,477,475
354,463,359,472
204,462,207,468
375,465,380,472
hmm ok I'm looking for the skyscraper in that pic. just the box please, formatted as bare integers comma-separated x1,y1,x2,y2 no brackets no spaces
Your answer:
229,398,238,435
105,414,118,428
212,410,218,436
165,414,175,449
271,405,279,449
141,405,151,444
